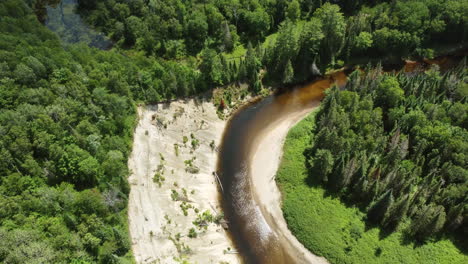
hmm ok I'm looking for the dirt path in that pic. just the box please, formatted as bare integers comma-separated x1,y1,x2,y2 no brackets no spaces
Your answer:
250,103,329,264
128,99,241,264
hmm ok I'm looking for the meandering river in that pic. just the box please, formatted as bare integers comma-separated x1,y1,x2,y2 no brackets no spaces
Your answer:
37,3,466,262
216,72,347,263
216,51,465,263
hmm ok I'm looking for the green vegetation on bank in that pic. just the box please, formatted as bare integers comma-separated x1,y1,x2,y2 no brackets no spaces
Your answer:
0,0,213,262
277,110,467,264
0,1,141,262
1,0,467,263
76,0,467,74
307,66,467,242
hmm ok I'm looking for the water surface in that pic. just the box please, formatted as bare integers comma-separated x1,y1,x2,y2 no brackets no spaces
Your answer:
217,72,346,264
37,0,111,49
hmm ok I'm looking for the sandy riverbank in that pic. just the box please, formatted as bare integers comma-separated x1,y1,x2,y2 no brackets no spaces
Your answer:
250,103,329,264
127,98,241,264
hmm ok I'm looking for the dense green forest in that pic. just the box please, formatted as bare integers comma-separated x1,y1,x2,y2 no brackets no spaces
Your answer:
0,0,209,262
0,0,467,263
277,109,467,264
307,66,468,242
76,0,467,74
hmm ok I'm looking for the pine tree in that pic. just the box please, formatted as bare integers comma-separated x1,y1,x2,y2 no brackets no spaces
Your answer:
334,155,357,191
383,194,410,230
245,42,260,86
282,59,294,84
366,179,380,204
310,149,334,183
351,175,369,202
252,73,262,93
409,205,446,241
222,21,233,52
445,203,465,232
367,190,394,224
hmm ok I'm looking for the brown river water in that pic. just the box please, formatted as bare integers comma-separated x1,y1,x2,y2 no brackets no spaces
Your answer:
31,3,465,263
216,71,347,264
216,51,465,264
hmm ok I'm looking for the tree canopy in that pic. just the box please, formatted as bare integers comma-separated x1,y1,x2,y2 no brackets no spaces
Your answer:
307,65,468,242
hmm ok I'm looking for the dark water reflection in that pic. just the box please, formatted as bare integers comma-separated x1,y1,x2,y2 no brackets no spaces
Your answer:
217,51,466,263
217,72,347,264
37,0,111,49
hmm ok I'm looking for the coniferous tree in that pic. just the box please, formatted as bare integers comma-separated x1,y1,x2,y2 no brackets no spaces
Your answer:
409,205,446,241
283,60,294,84
445,203,465,232
244,42,261,87
367,190,394,224
383,194,410,230
310,149,334,183
222,21,234,52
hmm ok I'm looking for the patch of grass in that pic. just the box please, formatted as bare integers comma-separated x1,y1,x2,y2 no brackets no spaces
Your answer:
184,157,200,174
276,111,467,264
180,202,192,216
152,172,165,187
223,44,246,64
190,133,200,150
188,227,197,238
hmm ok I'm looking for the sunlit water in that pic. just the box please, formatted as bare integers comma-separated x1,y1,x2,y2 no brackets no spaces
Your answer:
217,72,347,264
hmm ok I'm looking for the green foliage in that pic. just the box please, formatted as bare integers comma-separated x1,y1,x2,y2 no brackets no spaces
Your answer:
313,3,346,66
282,60,294,84
277,111,467,264
307,67,468,243
153,172,165,188
188,228,197,238
192,210,214,230
354,32,373,51
376,76,404,108
1,0,467,262
76,0,467,87
286,0,301,22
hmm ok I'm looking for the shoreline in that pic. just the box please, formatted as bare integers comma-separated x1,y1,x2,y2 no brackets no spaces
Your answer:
127,98,241,264
249,104,329,264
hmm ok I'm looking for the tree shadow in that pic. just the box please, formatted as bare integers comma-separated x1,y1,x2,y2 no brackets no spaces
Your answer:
302,147,322,187
377,225,395,240
447,232,468,255
300,143,468,254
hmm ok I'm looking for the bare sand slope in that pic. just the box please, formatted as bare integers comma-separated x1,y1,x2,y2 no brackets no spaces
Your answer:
250,104,329,264
128,99,241,264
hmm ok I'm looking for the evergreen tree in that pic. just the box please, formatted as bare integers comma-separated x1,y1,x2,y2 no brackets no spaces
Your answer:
367,190,394,224
312,3,345,67
383,194,410,230
244,42,261,86
445,203,465,232
283,59,294,84
222,21,234,52
310,149,334,183
338,156,358,190
409,205,446,241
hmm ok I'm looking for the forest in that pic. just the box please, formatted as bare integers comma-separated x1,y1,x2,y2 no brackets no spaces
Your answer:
75,0,467,77
0,0,466,263
308,66,467,242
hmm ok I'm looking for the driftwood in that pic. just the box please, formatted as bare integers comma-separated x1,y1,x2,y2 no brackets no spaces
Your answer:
176,195,192,203
213,171,224,193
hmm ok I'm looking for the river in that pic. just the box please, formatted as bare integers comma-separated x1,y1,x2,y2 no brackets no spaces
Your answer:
217,71,347,263
35,3,466,261
216,50,466,264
